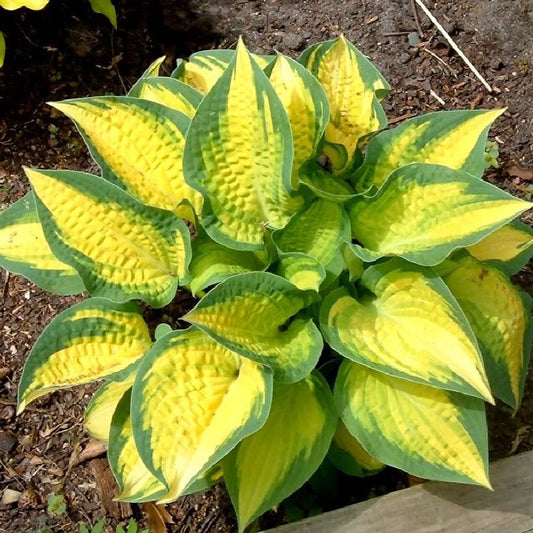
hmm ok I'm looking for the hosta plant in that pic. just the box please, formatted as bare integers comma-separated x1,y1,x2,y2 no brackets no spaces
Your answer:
2,36,533,530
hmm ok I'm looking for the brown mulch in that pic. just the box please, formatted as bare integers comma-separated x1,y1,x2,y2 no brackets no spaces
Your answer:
1,0,532,531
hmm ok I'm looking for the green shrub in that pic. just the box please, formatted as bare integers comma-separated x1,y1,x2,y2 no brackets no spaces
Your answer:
1,36,532,531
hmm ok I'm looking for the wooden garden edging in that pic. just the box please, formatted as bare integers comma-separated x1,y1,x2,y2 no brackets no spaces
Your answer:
264,451,533,532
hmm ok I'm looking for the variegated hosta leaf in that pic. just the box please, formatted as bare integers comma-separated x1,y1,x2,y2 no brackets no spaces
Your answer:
189,230,267,296
273,198,350,274
18,298,151,413
50,96,202,218
299,35,390,174
439,254,532,409
176,48,273,94
348,163,532,266
352,109,504,192
184,272,323,383
329,420,384,475
127,56,166,97
466,220,533,275
85,373,136,442
26,168,191,307
299,164,355,203
133,77,202,118
267,54,329,186
0,192,84,295
223,372,337,531
131,328,273,502
335,360,490,487
321,258,492,401
341,244,364,282
0,0,48,9
109,389,168,502
183,39,301,250
274,253,326,292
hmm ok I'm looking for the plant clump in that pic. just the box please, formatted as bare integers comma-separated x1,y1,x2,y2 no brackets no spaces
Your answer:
1,36,532,531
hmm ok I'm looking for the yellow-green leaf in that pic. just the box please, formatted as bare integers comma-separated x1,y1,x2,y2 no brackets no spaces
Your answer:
299,36,389,174
274,253,326,292
134,77,202,118
177,49,273,94
0,32,5,68
87,0,117,27
109,390,167,502
131,328,272,503
184,272,322,383
335,360,490,487
348,163,532,266
183,39,301,250
18,298,151,413
0,192,84,295
85,374,136,442
439,254,532,409
26,168,191,307
267,54,329,186
0,0,48,9
224,372,337,531
466,220,533,275
273,198,350,274
353,109,504,192
50,96,202,218
321,258,492,401
189,229,266,296
330,420,384,474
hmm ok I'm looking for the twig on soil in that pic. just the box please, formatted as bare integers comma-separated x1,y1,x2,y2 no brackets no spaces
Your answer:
383,31,412,37
429,88,446,106
413,0,492,92
388,112,418,125
411,0,425,39
422,47,455,74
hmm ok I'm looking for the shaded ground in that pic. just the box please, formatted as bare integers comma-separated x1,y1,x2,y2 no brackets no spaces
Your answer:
1,0,532,531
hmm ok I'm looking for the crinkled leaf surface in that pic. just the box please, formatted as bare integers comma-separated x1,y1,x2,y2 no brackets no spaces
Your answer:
348,164,532,266
273,198,350,273
183,40,300,250
184,272,322,383
440,255,532,409
274,253,326,292
353,109,504,191
26,168,191,307
177,49,273,94
224,372,336,531
134,77,202,118
50,96,202,217
267,54,329,185
189,230,266,296
299,36,389,174
0,192,84,295
18,298,151,412
109,389,167,502
321,258,492,401
335,361,490,487
131,328,272,502
85,373,135,442
466,220,533,275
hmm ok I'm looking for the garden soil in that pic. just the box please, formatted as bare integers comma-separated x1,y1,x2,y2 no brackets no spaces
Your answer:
0,0,532,531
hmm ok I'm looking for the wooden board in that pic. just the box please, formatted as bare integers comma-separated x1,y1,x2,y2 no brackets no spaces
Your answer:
264,451,533,533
